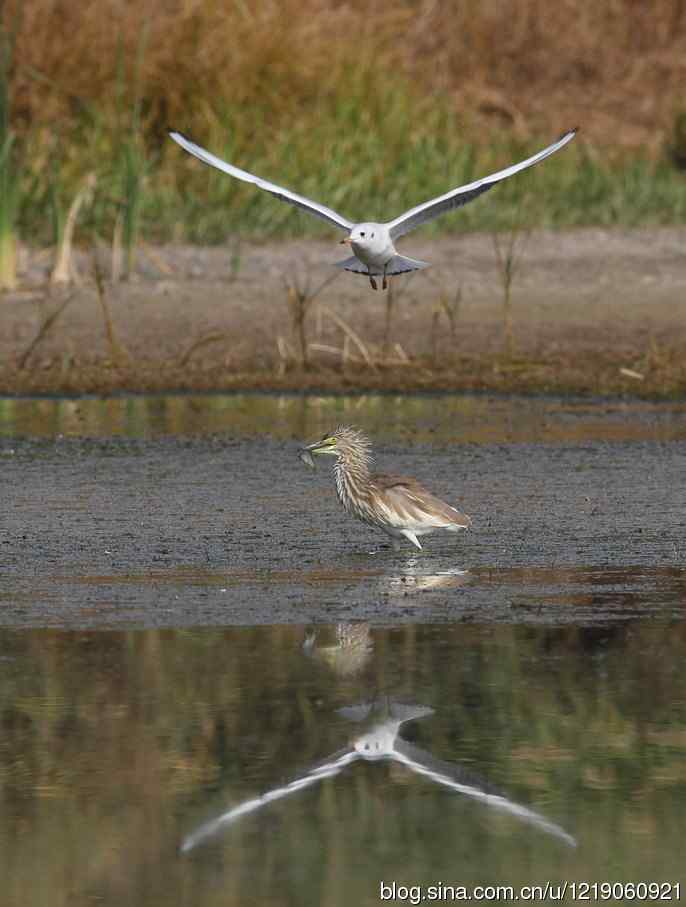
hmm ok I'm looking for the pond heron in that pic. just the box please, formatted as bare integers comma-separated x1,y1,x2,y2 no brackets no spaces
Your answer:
300,426,471,551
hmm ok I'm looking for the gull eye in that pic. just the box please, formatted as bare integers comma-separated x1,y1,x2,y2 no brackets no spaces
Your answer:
360,231,365,237
371,233,374,238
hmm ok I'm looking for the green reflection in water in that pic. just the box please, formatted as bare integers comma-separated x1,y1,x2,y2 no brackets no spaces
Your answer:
0,621,684,906
2,392,686,443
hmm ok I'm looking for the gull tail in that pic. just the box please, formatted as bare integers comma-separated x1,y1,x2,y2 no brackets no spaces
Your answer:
386,255,430,275
333,256,369,274
333,255,430,276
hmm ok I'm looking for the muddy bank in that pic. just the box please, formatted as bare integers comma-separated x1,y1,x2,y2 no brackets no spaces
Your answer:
2,405,685,628
2,228,685,397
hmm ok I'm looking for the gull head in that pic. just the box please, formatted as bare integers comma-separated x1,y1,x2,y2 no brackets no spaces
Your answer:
340,223,389,257
353,726,396,759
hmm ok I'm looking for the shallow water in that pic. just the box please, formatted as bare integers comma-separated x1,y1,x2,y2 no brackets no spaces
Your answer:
1,392,685,627
3,391,686,443
1,392,685,903
1,623,685,906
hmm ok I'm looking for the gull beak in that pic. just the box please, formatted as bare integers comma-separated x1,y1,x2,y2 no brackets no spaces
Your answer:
339,237,353,245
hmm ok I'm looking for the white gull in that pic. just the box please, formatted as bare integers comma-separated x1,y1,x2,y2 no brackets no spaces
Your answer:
170,127,577,290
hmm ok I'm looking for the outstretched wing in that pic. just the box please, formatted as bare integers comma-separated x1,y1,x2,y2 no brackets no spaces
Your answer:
169,131,354,232
180,746,357,853
386,128,577,239
393,739,576,847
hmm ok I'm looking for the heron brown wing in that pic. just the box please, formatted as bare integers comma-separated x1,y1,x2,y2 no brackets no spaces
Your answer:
371,473,471,528
372,472,420,491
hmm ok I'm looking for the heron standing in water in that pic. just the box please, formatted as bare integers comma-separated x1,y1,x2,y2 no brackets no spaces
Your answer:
300,426,471,551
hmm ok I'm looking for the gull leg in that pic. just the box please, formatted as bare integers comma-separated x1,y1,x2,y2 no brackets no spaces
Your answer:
382,264,388,291
369,272,378,291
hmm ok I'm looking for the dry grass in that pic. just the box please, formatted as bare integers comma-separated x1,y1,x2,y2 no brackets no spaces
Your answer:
8,0,686,151
403,0,686,154
4,1,686,247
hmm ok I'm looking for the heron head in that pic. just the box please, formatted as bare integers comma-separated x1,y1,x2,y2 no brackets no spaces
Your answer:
299,426,372,468
299,433,339,468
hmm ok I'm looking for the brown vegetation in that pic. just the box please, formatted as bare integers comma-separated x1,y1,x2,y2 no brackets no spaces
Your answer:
7,0,686,153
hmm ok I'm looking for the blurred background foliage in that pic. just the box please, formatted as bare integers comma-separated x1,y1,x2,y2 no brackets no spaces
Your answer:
2,0,686,246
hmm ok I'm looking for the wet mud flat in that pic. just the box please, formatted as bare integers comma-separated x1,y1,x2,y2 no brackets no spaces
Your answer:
2,228,686,398
2,393,686,905
1,393,684,629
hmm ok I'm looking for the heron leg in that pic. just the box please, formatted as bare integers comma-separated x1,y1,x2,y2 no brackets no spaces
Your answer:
401,530,423,550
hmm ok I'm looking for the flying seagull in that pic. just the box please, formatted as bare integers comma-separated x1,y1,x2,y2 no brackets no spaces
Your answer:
180,699,576,853
169,127,577,290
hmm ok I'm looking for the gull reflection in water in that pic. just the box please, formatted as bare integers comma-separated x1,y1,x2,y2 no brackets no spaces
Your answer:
180,698,576,853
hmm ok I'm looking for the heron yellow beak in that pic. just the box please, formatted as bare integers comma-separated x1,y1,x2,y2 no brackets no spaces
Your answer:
304,437,337,455
300,436,336,468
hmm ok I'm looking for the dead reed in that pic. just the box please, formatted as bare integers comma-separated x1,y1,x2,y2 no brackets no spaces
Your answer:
491,219,532,358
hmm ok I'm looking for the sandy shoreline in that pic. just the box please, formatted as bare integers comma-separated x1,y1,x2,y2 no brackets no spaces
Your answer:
2,227,685,398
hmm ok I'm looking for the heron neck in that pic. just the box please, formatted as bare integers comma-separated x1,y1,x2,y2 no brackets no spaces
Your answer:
334,455,371,510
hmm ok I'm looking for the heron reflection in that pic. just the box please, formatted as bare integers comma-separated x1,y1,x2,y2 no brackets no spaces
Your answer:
180,698,575,853
303,622,374,677
382,557,470,595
